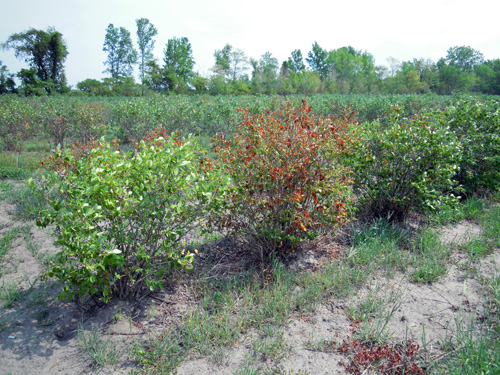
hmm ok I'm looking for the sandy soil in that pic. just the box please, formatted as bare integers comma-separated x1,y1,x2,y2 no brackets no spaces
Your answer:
0,192,498,375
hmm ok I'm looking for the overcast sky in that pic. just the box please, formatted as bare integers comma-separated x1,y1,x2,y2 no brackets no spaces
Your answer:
1,0,499,87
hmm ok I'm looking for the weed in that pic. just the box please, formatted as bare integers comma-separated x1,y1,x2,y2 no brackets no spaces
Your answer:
262,366,310,375
27,287,49,307
4,183,49,221
410,230,450,283
429,195,486,225
433,316,500,374
77,324,122,369
346,283,385,323
0,181,13,193
0,226,21,265
354,288,404,344
480,206,500,246
251,328,291,362
347,218,411,275
0,317,10,331
461,238,493,258
0,281,24,308
132,332,184,374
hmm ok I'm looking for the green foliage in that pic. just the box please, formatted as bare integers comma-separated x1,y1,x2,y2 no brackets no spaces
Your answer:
0,61,16,94
475,59,500,95
2,27,68,94
76,79,109,96
287,49,306,73
429,195,485,225
37,97,108,148
213,43,233,79
443,97,500,194
31,134,225,302
306,42,330,80
444,46,484,72
327,47,379,94
0,97,34,151
349,107,461,222
135,18,158,82
212,101,355,258
251,52,279,94
163,36,195,93
103,24,137,81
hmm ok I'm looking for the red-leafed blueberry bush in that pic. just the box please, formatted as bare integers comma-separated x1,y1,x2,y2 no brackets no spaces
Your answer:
211,100,356,259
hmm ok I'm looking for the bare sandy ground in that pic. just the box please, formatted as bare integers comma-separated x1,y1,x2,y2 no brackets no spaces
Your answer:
0,194,497,375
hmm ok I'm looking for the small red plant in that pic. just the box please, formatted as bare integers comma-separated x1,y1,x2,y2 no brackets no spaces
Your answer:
338,339,426,374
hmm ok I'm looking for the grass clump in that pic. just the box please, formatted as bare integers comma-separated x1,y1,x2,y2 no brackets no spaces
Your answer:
77,324,123,369
0,281,24,308
347,218,411,276
410,230,450,283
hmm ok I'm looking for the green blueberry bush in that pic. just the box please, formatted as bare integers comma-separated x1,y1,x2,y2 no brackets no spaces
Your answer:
211,100,356,259
443,97,500,194
349,106,461,222
0,97,34,151
30,131,225,302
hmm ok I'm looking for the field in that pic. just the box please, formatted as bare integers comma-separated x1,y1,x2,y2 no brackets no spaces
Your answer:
0,94,499,375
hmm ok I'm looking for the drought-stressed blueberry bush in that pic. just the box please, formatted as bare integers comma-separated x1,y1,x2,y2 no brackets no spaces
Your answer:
30,132,225,302
349,106,461,222
211,100,356,259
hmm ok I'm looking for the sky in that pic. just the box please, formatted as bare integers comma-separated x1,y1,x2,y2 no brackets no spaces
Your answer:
1,0,499,87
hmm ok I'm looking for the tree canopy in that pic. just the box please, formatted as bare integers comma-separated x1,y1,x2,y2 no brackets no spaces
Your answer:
163,36,195,93
136,18,158,82
103,24,137,81
2,27,68,94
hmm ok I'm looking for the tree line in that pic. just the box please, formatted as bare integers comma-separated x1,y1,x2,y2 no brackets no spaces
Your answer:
1,19,499,96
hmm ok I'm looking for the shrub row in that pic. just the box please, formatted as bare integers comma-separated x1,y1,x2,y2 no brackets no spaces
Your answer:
0,94,460,151
31,98,499,302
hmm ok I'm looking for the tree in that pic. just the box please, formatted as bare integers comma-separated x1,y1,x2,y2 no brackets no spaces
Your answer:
136,18,158,82
437,60,469,94
306,42,330,80
213,43,232,78
386,57,401,78
17,68,52,96
143,59,164,92
2,27,68,94
0,62,16,94
229,48,248,81
436,46,484,94
76,78,108,95
445,46,484,72
476,59,500,95
287,49,306,72
163,36,195,93
412,58,437,92
103,24,137,81
213,44,248,84
251,51,279,94
326,47,377,93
